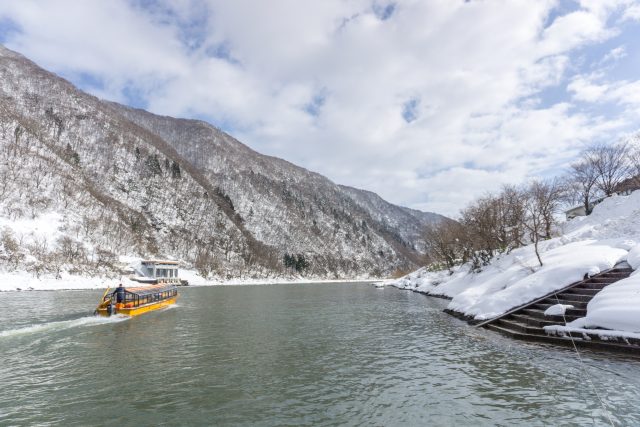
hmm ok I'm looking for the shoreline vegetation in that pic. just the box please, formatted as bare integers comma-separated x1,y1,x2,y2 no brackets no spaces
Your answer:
390,190,640,341
387,140,640,344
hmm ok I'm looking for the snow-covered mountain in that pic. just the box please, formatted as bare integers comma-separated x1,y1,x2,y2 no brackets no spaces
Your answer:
0,44,445,280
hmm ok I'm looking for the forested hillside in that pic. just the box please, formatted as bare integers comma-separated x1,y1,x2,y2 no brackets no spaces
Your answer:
0,45,445,280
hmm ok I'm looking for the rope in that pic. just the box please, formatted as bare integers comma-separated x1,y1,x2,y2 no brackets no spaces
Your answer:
552,293,615,427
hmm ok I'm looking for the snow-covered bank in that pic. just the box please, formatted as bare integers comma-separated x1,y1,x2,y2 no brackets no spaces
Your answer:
0,268,378,292
0,271,108,292
446,240,627,320
391,190,640,335
554,245,640,334
178,269,377,287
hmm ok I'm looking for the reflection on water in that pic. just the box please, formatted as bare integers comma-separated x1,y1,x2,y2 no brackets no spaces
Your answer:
1,284,640,426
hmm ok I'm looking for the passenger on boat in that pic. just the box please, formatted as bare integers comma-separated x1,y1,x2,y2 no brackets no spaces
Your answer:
115,284,125,304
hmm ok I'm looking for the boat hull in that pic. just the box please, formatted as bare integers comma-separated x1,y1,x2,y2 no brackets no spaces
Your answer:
96,296,178,317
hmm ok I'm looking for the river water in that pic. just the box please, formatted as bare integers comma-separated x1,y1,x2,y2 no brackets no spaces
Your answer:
1,283,640,426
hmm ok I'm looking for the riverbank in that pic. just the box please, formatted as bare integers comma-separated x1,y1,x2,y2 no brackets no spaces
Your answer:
391,190,640,341
0,269,381,292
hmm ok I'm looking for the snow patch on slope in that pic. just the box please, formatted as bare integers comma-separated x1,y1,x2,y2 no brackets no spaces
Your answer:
0,212,64,245
447,240,626,320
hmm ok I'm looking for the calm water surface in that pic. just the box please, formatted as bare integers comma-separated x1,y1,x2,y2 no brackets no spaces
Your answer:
1,283,640,426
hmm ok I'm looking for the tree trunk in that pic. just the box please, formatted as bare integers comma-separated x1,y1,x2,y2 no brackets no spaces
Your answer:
584,195,592,216
533,235,543,267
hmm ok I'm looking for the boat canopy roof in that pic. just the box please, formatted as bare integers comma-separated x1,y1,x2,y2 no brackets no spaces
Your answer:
140,259,179,265
124,283,176,296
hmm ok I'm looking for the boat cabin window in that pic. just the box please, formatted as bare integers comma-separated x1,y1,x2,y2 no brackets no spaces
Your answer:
156,267,177,278
114,285,177,308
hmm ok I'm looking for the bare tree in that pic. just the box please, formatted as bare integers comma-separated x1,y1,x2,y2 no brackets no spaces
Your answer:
194,247,219,278
522,180,563,266
567,158,600,215
424,220,467,273
537,179,564,239
585,143,632,196
460,190,530,269
629,136,640,186
496,184,527,251
460,195,501,268
1,228,25,268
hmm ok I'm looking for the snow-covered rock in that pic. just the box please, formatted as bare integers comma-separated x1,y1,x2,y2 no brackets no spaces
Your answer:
544,304,574,316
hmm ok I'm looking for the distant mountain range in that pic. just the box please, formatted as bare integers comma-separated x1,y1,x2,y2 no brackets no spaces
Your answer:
0,44,446,279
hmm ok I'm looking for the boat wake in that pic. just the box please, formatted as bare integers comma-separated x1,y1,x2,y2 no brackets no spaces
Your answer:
0,315,128,339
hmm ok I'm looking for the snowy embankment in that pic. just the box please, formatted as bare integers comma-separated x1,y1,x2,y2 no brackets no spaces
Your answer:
544,245,640,338
391,190,640,335
0,267,208,292
0,267,375,292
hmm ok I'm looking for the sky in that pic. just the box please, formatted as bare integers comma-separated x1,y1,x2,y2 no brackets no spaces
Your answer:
0,0,639,217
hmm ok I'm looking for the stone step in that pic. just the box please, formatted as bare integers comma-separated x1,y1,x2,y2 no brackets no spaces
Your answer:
496,318,546,335
523,301,587,317
564,287,602,296
478,265,637,354
520,308,583,322
589,271,631,279
531,302,554,309
486,324,640,355
602,273,630,281
545,329,640,348
509,313,566,328
539,298,588,308
553,293,594,303
575,282,610,290
486,323,526,338
584,278,619,284
599,269,630,275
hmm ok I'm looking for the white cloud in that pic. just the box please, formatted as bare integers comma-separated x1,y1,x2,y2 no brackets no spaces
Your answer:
601,46,627,64
608,80,640,106
623,3,640,20
0,0,638,216
568,73,640,108
568,75,610,102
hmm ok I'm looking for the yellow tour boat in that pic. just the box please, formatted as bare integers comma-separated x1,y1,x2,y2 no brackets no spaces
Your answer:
95,283,178,317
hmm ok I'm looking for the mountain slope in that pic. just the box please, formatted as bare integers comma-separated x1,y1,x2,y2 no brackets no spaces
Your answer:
0,44,446,279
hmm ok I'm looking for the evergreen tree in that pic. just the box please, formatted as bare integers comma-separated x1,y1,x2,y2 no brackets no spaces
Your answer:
171,161,181,179
283,253,294,269
295,254,309,272
144,154,162,176
64,143,80,165
283,253,310,272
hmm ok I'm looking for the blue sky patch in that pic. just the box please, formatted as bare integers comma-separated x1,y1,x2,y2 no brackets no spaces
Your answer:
0,17,19,43
402,98,419,123
304,91,327,117
373,2,396,21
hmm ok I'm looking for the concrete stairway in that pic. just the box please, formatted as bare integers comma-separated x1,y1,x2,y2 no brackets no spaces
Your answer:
477,263,640,354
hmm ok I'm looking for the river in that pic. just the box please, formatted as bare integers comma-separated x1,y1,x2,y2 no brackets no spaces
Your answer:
1,283,639,426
